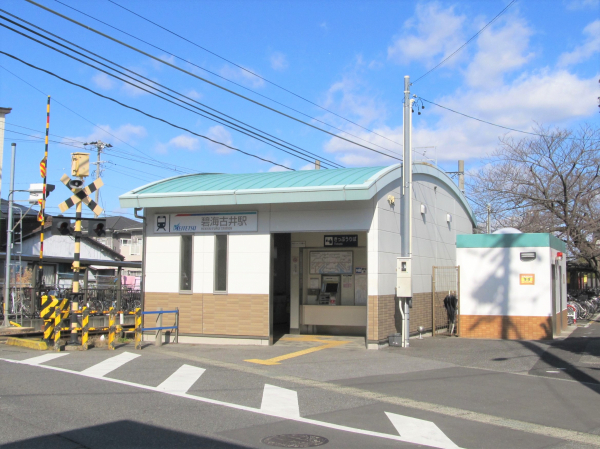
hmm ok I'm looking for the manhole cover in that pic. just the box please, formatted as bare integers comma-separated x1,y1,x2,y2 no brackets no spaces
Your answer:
261,434,329,448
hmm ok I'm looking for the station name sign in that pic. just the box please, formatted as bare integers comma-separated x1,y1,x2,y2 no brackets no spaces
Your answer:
155,212,258,233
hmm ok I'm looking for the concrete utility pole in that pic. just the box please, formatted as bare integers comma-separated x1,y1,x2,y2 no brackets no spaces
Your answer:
84,140,111,216
458,160,465,193
2,143,16,327
0,107,13,223
487,204,491,234
400,75,413,348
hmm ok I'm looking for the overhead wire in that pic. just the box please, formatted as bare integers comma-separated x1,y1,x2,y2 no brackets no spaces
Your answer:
105,0,404,148
0,11,343,168
26,0,402,161
419,97,587,141
412,0,517,85
0,51,295,171
0,21,329,169
0,63,193,175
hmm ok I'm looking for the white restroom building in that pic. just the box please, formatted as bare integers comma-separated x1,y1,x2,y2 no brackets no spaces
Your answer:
119,163,476,348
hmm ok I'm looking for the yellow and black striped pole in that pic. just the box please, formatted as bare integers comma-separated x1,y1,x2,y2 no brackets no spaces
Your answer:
81,306,89,350
37,97,50,295
53,305,61,351
108,306,116,350
41,295,58,342
134,307,142,350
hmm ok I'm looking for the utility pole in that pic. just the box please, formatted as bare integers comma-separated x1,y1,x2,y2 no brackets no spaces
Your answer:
487,204,491,234
399,75,413,348
2,143,16,327
84,140,111,216
0,107,13,227
458,160,465,193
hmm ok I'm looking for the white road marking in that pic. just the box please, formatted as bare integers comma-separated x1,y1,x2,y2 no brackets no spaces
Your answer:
386,412,459,449
21,353,69,365
80,352,140,378
261,384,300,418
1,356,461,449
156,364,205,394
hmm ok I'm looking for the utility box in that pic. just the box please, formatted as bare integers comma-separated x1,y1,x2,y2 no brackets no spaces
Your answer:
396,257,412,297
71,152,90,177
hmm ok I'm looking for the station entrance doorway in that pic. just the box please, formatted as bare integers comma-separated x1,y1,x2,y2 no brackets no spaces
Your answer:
272,233,291,341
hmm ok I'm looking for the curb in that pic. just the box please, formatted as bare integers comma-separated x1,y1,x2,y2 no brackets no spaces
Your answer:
5,337,48,351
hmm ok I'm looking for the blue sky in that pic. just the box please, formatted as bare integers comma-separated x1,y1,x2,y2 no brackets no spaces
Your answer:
0,0,598,218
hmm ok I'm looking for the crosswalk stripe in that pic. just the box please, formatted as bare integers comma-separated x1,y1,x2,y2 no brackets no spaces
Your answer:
260,384,300,418
21,353,69,365
80,352,140,378
156,364,205,394
386,412,459,449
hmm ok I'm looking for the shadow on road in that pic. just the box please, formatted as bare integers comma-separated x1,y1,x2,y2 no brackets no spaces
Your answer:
2,419,252,449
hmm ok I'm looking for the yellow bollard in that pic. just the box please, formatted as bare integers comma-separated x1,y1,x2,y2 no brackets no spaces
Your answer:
108,307,116,350
53,305,62,352
41,295,58,342
134,307,142,350
81,307,89,350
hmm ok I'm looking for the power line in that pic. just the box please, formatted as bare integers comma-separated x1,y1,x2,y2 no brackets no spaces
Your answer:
0,50,295,171
26,0,402,161
1,14,330,168
0,11,343,168
412,0,517,85
0,59,189,173
105,0,404,149
419,97,587,140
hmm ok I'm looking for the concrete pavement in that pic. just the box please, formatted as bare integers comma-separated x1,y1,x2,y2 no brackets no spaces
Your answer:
1,318,599,448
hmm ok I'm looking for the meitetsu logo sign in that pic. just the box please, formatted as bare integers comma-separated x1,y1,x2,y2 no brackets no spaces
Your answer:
155,212,257,233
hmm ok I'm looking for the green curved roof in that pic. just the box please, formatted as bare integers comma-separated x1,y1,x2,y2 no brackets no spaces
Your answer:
136,166,387,194
119,164,476,225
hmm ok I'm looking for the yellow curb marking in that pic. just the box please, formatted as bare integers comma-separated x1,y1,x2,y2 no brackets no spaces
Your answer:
245,336,350,365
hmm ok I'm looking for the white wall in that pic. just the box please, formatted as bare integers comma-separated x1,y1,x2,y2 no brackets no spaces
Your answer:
412,174,473,294
458,246,553,317
145,235,179,293
228,234,270,294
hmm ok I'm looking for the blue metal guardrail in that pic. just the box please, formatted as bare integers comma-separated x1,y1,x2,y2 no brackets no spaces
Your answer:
136,308,179,348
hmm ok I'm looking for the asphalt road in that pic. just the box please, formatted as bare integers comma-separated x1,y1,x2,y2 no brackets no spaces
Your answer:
1,319,599,449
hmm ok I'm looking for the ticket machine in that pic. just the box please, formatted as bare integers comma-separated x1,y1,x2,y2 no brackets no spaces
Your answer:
318,275,340,305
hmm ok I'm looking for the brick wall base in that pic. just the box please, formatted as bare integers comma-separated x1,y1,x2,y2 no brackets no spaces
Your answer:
367,295,398,342
145,292,269,337
461,315,553,340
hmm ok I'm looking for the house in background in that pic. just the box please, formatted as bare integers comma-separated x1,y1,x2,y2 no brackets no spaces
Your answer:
20,219,126,287
88,216,143,277
0,199,40,252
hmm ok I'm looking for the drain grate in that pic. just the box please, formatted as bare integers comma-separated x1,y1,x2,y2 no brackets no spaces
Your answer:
261,434,329,448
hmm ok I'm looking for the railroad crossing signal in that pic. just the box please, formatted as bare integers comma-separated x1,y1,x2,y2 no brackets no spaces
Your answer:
58,174,104,215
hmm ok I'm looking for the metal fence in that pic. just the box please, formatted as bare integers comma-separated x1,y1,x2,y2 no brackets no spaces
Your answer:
0,287,141,321
432,266,460,337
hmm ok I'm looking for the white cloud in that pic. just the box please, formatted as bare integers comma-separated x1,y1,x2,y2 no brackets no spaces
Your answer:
205,125,234,154
65,124,147,147
151,54,177,70
219,65,265,88
268,165,289,172
387,2,466,67
558,20,600,66
300,163,316,170
186,89,202,100
92,72,115,90
270,52,289,71
465,15,534,88
322,76,386,127
565,0,599,10
170,134,200,150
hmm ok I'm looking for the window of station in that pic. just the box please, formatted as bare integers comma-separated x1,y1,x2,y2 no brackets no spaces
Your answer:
179,235,192,292
214,234,228,293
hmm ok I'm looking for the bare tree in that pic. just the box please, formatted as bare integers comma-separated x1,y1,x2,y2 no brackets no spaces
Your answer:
468,124,600,276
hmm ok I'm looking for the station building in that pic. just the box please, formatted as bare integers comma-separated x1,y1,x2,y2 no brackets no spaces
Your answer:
119,163,476,348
